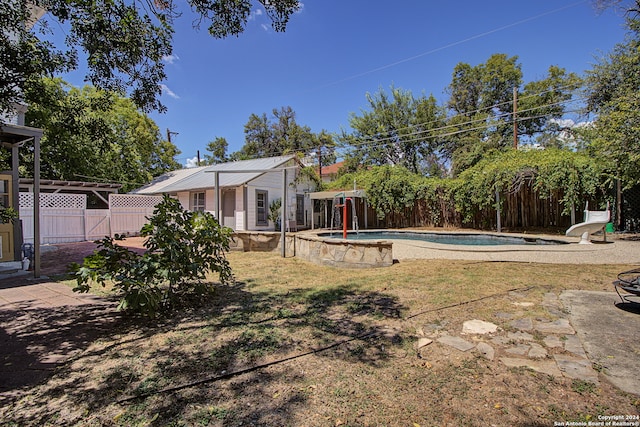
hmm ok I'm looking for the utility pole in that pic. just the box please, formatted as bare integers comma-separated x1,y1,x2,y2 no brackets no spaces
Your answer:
197,150,201,166
513,87,518,150
166,128,179,144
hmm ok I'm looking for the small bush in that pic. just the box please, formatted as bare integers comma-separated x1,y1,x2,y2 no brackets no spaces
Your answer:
72,195,234,317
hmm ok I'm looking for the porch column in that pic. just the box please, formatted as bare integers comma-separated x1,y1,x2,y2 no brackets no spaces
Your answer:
281,168,286,257
11,145,20,261
34,135,41,278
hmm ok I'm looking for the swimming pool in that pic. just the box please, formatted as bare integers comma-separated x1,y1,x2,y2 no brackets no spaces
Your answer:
318,231,568,246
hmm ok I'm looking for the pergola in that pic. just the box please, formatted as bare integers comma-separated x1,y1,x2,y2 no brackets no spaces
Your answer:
308,189,368,230
19,178,121,207
0,124,43,277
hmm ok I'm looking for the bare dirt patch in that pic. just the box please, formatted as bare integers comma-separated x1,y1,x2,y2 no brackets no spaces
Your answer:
1,244,639,426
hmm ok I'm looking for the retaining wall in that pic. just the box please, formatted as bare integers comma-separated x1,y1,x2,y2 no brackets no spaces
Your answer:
230,232,393,268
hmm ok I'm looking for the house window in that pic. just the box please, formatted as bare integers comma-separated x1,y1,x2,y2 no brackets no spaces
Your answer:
256,190,268,226
191,192,205,212
0,179,9,208
296,194,304,225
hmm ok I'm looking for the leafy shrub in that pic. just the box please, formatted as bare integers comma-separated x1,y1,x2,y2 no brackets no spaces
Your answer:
72,195,234,317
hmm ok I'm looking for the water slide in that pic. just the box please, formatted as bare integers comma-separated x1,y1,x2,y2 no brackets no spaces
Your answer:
565,203,610,244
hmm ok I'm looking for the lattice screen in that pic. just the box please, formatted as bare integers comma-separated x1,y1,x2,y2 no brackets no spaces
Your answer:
19,192,86,209
109,194,163,209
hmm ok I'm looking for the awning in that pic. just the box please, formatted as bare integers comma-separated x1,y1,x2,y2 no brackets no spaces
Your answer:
309,190,366,200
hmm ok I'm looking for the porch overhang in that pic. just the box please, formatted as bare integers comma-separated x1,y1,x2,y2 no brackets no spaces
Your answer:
0,124,43,278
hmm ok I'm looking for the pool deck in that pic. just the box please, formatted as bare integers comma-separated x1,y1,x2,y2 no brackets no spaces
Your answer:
386,231,640,265
303,229,640,265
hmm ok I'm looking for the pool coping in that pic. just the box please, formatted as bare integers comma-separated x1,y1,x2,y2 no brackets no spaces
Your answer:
297,229,640,265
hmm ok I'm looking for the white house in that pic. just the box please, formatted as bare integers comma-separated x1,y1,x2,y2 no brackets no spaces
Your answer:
130,155,317,231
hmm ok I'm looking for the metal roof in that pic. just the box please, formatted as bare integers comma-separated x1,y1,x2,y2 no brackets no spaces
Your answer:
131,155,296,195
309,190,366,200
130,166,205,194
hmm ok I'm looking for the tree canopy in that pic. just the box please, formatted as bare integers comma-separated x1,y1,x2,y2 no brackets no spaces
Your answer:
21,77,180,191
338,55,582,178
234,106,314,159
0,0,300,116
582,2,640,190
339,85,446,176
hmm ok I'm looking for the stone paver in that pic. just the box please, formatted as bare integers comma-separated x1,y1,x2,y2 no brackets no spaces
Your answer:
534,318,575,335
563,335,587,358
543,335,564,348
416,338,433,349
554,355,599,384
505,344,530,356
475,342,495,360
507,331,534,341
462,319,498,335
509,317,533,331
500,357,562,377
560,290,640,395
528,342,548,359
437,335,475,352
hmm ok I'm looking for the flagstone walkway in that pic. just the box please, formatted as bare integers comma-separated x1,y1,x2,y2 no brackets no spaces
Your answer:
416,289,640,395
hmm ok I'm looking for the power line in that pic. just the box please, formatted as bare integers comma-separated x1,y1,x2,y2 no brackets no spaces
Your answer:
341,96,587,151
207,86,588,162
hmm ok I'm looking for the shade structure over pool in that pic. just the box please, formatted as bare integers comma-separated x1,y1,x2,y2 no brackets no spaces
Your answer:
308,189,368,230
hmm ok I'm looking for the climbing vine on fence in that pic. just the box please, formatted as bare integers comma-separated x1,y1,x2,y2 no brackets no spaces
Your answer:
328,149,605,228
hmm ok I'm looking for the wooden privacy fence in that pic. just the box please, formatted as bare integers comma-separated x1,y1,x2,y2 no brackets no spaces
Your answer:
20,193,162,244
370,189,576,231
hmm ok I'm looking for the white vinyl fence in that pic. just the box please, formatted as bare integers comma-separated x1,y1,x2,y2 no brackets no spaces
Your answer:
20,193,163,244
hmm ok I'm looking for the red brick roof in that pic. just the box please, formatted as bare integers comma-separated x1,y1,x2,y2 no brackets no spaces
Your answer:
319,161,343,177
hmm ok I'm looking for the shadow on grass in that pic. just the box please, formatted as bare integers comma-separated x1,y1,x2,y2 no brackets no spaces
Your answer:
1,280,407,426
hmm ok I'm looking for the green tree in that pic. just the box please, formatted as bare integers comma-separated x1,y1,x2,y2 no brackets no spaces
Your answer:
241,112,277,158
519,66,582,146
444,54,523,174
312,129,337,174
340,85,446,175
583,7,640,199
444,54,580,174
22,77,180,191
204,136,229,165
1,0,300,116
237,106,313,158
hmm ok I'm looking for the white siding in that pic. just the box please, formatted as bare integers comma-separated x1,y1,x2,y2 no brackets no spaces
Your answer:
205,189,216,212
176,192,190,211
246,162,299,231
235,186,245,231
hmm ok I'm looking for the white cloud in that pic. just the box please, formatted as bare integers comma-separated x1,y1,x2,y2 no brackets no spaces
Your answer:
248,8,263,21
160,84,180,99
574,121,593,129
550,118,575,128
186,156,200,168
162,54,180,64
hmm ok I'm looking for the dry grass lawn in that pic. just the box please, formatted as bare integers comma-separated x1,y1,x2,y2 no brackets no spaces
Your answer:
1,249,639,426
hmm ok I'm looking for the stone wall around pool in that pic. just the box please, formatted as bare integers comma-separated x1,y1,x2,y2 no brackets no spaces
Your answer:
230,232,393,268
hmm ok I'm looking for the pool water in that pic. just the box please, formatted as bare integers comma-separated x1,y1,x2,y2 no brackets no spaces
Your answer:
319,231,567,246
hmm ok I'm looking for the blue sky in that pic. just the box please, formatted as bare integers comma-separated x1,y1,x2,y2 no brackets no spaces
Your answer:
63,1,631,167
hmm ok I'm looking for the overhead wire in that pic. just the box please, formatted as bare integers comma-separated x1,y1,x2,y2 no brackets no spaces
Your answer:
206,84,587,162
338,96,588,152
